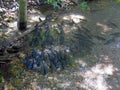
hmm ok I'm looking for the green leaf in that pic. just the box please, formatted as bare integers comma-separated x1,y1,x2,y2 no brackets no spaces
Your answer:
79,1,90,11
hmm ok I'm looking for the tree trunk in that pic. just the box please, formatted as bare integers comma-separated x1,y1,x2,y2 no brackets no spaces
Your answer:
18,0,27,31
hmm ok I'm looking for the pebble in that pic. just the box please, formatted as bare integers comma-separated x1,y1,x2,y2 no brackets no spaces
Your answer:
48,77,53,80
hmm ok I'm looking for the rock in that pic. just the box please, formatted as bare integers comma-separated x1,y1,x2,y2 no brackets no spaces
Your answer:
64,87,78,90
56,83,64,89
6,47,20,54
0,47,5,56
48,77,54,80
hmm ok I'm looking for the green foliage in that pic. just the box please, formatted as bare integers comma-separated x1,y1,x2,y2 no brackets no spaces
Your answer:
45,0,62,8
79,1,90,11
116,0,120,3
0,72,4,83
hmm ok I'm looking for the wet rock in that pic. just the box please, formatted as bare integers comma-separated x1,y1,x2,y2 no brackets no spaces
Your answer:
56,83,64,89
6,42,22,54
6,47,20,54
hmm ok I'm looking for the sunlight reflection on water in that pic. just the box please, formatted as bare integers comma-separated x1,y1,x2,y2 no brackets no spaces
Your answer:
80,63,118,90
